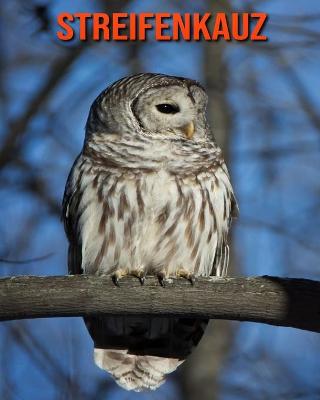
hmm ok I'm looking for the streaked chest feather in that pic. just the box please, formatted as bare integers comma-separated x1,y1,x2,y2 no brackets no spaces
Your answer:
77,166,232,277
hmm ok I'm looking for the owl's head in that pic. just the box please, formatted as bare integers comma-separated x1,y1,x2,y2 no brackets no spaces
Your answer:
85,73,209,142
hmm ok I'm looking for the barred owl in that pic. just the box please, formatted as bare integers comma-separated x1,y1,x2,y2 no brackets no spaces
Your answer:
62,73,238,392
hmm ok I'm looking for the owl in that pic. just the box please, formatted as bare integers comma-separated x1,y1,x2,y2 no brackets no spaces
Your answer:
62,73,238,392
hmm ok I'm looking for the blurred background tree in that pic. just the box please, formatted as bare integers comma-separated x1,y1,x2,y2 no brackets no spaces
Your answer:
0,0,319,399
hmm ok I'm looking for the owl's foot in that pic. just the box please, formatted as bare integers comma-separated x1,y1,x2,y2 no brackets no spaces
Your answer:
157,271,169,287
176,269,195,285
112,268,146,286
131,268,146,285
111,268,129,287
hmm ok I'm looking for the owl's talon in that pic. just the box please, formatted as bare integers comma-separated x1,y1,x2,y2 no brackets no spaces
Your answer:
177,269,195,285
131,269,145,285
139,276,145,285
112,274,120,287
111,268,129,286
159,278,166,287
157,272,167,287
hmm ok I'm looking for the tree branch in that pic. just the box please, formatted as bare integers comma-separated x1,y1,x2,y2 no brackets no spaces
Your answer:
0,276,319,332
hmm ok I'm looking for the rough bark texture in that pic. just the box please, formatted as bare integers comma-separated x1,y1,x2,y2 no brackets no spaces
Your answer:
0,275,319,333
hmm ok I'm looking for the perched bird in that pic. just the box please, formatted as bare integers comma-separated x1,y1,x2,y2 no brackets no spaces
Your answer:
62,73,238,391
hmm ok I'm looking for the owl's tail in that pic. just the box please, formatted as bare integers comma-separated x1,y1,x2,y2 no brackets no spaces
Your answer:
94,348,184,392
85,315,208,391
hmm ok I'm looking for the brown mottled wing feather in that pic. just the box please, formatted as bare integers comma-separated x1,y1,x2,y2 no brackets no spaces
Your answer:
62,155,83,275
210,163,238,276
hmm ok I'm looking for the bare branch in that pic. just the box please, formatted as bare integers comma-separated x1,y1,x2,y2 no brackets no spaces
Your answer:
0,276,319,333
0,46,85,169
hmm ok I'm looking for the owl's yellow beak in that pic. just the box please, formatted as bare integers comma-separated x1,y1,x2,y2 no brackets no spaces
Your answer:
181,121,195,139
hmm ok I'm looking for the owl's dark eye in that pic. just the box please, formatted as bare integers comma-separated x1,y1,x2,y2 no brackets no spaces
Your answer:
156,103,180,114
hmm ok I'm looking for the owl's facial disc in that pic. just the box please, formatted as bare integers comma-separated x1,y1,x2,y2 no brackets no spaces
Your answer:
132,84,205,140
